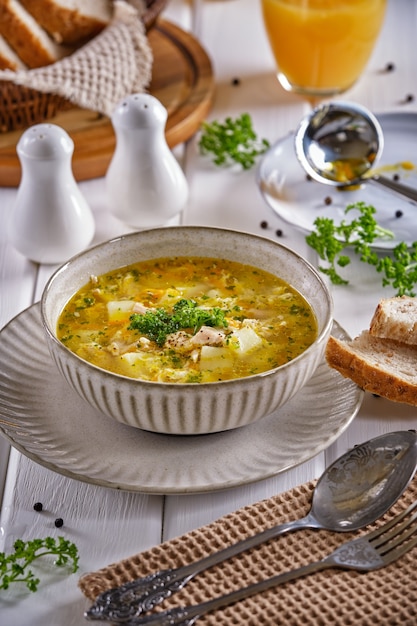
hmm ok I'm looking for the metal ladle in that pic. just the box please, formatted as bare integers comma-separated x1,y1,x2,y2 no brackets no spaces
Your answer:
295,101,417,203
85,430,417,623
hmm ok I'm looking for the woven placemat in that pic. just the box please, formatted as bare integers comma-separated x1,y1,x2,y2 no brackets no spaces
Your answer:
79,477,417,625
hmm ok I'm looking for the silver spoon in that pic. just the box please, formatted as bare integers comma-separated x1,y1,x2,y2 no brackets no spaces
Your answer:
85,430,417,623
295,101,417,202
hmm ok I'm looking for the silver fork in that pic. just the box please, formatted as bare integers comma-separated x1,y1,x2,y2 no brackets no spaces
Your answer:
107,499,417,626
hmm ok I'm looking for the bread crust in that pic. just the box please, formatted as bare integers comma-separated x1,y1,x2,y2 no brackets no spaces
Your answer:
19,0,112,44
326,333,417,406
0,0,70,68
0,32,26,69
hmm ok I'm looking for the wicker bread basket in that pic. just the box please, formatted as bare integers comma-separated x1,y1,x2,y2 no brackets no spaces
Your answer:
0,0,166,133
141,0,167,29
0,82,70,133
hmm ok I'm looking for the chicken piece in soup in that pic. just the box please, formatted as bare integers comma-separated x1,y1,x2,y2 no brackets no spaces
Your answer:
57,256,318,383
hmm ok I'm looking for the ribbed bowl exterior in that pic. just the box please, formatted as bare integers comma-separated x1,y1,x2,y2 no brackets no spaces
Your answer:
41,227,333,434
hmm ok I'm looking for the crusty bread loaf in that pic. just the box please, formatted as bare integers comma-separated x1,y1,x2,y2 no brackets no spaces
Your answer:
0,32,26,69
19,0,113,45
370,295,417,345
326,331,417,406
0,0,72,68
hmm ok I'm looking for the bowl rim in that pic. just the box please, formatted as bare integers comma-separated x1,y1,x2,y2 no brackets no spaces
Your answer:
41,225,334,388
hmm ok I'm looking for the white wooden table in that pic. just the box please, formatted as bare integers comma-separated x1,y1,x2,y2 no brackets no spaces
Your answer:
1,1,417,623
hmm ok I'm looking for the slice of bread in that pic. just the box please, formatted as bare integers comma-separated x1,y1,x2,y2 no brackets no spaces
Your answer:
370,295,417,345
0,32,26,69
326,295,417,405
326,331,417,406
0,0,72,68
19,0,113,45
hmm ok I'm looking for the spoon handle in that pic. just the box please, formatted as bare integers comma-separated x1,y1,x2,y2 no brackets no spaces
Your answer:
124,560,331,625
370,175,417,203
85,515,316,622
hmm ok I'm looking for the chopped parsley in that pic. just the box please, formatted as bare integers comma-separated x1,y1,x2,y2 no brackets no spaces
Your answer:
128,298,228,346
199,113,270,170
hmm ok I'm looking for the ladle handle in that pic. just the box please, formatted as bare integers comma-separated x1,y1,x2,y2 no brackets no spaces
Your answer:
370,175,417,203
85,515,316,622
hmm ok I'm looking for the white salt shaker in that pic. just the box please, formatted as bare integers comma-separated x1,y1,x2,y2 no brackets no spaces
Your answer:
106,93,189,228
8,123,95,264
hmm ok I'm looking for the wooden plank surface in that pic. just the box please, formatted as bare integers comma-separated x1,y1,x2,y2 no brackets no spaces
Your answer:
0,19,215,186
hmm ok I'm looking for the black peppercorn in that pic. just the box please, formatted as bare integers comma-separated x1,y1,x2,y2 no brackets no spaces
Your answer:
324,196,332,205
385,62,395,72
393,173,400,181
395,210,403,218
231,77,241,86
54,518,64,528
275,229,283,237
260,220,268,229
33,502,43,512
405,94,415,103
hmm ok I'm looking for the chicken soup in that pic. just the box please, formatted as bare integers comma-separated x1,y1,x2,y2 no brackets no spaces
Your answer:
57,257,318,383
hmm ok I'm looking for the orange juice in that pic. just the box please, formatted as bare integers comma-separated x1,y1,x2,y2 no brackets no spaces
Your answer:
261,0,386,97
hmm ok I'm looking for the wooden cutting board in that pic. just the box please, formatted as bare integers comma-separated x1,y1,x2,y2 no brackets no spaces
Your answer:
0,19,215,187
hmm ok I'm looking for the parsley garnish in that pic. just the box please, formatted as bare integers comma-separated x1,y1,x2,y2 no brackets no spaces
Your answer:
0,537,79,592
305,201,417,296
199,113,270,169
376,242,417,296
129,298,228,346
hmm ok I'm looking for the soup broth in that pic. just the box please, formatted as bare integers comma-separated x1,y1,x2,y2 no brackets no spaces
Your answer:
57,257,318,383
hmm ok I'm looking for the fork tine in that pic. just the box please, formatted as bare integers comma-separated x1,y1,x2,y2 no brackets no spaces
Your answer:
372,507,417,550
373,515,417,553
362,499,417,542
379,533,417,565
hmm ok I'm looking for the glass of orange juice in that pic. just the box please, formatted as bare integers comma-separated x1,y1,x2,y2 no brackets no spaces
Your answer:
261,0,387,99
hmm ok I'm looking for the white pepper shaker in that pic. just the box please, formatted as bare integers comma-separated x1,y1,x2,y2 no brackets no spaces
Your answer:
8,123,95,264
106,93,189,228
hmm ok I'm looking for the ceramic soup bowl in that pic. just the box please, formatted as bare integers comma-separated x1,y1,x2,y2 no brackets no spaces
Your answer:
41,226,333,435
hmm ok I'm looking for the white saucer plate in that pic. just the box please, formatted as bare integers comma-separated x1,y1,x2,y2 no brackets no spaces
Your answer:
0,304,363,494
257,112,417,249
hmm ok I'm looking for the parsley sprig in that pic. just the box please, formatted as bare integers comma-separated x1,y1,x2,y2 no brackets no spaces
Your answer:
306,201,417,296
199,113,270,169
129,298,228,346
377,242,417,295
0,536,79,592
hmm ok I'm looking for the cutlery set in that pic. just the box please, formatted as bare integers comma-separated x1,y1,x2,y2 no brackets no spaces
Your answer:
85,431,417,625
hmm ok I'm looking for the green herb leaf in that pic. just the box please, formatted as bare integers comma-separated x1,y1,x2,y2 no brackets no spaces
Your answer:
376,241,417,296
129,298,228,346
198,113,270,170
305,201,417,296
0,537,79,592
172,299,227,334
